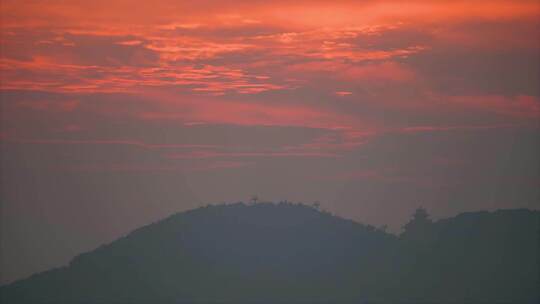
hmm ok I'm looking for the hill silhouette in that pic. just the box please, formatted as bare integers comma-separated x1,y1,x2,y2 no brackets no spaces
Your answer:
1,202,538,304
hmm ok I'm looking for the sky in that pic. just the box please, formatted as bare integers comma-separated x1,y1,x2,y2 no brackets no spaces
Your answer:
1,0,539,284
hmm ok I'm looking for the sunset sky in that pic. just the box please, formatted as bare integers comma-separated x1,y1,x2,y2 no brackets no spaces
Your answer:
1,0,539,284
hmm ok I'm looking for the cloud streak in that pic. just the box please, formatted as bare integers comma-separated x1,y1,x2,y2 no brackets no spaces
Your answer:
1,0,539,171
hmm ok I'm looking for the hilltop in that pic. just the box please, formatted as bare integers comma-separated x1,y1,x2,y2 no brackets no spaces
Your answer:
1,202,538,303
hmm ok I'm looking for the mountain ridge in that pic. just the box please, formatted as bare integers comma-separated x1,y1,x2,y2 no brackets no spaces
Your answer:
1,202,538,304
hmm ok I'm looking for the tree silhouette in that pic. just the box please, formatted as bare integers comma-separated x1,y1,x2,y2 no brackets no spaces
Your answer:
401,207,433,241
1,204,538,304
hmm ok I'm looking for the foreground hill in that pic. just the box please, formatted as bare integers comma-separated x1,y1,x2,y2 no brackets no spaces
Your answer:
396,208,539,303
1,203,538,303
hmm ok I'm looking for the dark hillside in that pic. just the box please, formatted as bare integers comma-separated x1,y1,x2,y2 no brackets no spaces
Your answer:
396,209,540,303
1,203,538,304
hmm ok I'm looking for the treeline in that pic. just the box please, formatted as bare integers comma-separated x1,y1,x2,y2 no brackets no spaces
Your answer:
1,202,538,303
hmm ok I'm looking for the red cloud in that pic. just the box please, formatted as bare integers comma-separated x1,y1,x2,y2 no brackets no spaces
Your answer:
1,0,539,173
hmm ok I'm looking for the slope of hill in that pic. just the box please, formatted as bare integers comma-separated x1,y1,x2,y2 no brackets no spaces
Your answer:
395,209,540,303
1,203,538,304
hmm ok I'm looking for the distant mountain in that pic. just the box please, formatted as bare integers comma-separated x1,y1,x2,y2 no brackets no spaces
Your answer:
1,203,538,304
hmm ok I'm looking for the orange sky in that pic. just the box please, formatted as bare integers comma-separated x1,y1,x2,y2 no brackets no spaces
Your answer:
2,0,539,129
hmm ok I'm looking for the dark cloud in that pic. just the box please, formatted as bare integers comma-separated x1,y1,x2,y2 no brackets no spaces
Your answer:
169,24,287,40
402,20,540,96
1,30,159,67
406,48,540,96
352,26,434,51
61,34,159,67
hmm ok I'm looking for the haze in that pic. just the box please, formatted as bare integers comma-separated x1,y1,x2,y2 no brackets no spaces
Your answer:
1,0,539,285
